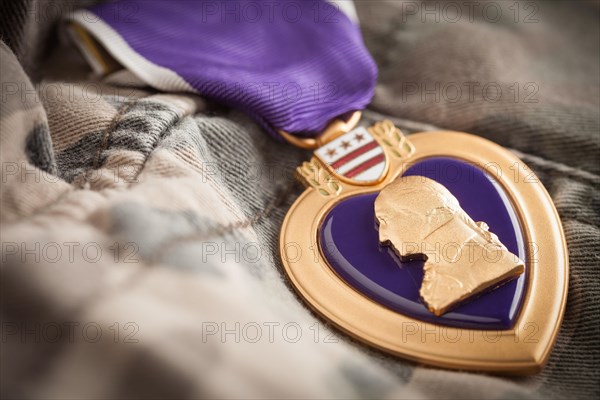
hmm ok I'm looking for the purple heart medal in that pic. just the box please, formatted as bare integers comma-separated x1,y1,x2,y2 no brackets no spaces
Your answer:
70,0,568,374
281,117,568,373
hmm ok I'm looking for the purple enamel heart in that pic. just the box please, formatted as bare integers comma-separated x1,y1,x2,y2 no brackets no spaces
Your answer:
319,157,527,329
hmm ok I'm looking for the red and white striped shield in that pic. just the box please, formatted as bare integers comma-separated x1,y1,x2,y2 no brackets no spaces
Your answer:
315,127,387,184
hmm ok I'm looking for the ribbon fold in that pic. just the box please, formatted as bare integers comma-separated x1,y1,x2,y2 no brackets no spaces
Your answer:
69,0,377,138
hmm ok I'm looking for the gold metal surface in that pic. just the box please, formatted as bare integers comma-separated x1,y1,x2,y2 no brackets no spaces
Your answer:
296,157,343,197
279,123,569,374
370,119,415,159
375,176,525,316
278,111,362,149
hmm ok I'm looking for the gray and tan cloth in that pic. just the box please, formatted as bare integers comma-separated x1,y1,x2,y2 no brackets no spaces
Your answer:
1,1,599,399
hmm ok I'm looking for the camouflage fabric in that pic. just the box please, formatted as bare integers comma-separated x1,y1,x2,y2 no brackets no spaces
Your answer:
1,1,598,399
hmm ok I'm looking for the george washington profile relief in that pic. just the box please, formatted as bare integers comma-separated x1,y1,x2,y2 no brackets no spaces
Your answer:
375,176,525,316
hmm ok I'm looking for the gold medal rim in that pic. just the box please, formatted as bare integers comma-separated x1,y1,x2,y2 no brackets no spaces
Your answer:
279,130,568,375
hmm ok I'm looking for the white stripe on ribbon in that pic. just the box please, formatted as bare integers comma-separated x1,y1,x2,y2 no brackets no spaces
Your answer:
327,0,359,24
69,10,194,93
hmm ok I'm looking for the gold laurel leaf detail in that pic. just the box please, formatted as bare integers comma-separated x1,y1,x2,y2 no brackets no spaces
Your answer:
369,120,415,159
296,157,342,197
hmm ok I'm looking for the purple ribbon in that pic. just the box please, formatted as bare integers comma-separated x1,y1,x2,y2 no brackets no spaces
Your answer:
77,0,377,138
